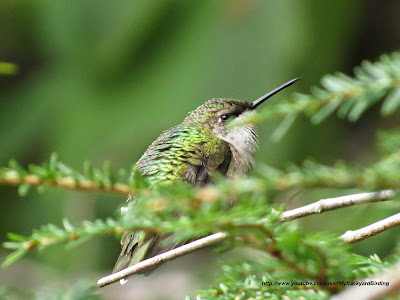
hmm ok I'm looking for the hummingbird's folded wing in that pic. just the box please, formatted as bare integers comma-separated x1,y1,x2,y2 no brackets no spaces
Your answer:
112,231,156,274
136,123,231,187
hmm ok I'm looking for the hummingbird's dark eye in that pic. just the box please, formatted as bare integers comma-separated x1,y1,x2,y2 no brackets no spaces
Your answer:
220,114,230,121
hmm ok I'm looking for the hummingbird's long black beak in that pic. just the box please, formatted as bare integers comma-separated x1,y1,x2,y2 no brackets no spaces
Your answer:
251,77,300,109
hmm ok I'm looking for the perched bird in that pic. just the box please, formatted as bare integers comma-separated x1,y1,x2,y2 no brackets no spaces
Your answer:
113,78,300,279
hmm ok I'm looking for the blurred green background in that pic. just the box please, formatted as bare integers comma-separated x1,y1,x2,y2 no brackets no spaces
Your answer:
1,0,400,299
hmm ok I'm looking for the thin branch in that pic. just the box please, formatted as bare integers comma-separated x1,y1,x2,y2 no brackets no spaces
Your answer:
330,259,400,300
98,190,397,287
279,190,396,221
2,152,400,198
340,212,400,243
0,170,132,195
237,52,400,128
97,232,229,287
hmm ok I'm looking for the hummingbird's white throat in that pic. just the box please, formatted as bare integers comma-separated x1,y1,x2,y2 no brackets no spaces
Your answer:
213,111,258,176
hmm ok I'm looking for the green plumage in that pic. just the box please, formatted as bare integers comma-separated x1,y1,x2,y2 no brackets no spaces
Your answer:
112,78,299,278
113,98,258,277
136,123,230,186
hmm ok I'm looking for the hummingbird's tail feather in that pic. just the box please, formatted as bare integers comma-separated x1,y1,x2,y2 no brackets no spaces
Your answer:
112,230,156,275
112,231,180,281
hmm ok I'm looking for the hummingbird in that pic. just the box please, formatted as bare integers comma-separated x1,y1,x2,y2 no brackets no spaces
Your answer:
112,78,300,278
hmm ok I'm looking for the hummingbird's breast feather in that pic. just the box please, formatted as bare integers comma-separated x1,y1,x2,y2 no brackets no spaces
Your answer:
136,123,230,187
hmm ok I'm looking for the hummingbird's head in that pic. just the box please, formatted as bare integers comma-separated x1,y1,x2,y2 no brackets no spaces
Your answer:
185,98,258,153
184,78,300,159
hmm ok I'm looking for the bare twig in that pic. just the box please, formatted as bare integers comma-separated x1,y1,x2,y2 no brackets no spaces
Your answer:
280,190,396,221
97,232,229,288
0,171,132,195
330,260,400,300
340,212,400,243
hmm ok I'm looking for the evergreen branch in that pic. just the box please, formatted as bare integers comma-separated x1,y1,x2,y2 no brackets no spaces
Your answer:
0,170,132,195
331,260,400,300
2,149,400,200
238,52,400,139
97,232,229,287
1,146,399,271
1,218,125,268
340,212,400,243
96,189,398,287
0,187,395,293
197,252,391,299
279,190,396,221
0,154,134,196
2,188,397,269
263,151,400,191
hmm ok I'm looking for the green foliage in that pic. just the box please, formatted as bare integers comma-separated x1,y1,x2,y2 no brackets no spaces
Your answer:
240,53,400,141
0,62,18,75
0,153,133,196
2,218,122,268
351,254,390,279
2,52,400,298
2,142,400,269
194,251,392,299
260,150,400,191
378,129,400,154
